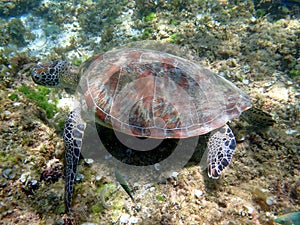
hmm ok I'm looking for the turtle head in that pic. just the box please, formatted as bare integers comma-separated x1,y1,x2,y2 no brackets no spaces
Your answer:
32,61,79,92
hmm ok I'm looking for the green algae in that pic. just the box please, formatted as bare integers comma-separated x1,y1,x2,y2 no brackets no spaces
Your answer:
8,93,19,101
0,151,20,164
55,203,65,215
144,12,157,22
289,69,300,78
18,85,58,119
170,18,180,26
255,9,266,18
140,27,155,40
169,33,178,43
91,202,104,214
156,194,165,201
72,55,89,67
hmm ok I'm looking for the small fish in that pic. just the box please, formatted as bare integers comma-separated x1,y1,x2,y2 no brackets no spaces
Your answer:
115,170,136,205
240,107,275,128
274,211,300,225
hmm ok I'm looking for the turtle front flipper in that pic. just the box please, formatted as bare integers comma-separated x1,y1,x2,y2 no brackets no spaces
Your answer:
63,108,86,214
207,124,236,178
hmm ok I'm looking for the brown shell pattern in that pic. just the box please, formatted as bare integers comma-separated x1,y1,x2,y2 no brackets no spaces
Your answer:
79,49,251,138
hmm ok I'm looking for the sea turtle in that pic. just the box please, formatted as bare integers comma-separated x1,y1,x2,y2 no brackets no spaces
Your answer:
31,47,270,214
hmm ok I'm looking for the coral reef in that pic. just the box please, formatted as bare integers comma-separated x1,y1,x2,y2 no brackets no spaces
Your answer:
0,0,41,18
1,18,28,47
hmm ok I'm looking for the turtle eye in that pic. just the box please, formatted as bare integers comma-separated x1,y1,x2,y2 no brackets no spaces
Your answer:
31,67,43,83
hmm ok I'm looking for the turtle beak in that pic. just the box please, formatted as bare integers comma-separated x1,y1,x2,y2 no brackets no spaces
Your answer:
31,62,60,87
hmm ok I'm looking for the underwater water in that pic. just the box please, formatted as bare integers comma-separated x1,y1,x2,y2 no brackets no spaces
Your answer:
0,0,299,224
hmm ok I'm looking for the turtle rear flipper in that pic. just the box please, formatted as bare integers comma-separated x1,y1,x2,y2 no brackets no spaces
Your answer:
241,107,275,128
207,124,236,179
63,108,86,214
